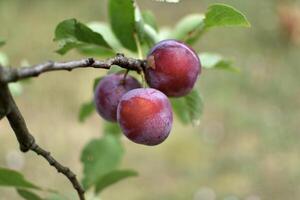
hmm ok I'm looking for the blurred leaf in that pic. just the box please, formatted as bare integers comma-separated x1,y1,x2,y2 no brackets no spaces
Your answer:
9,83,23,97
171,14,205,44
142,10,158,31
54,19,113,55
88,22,123,51
158,27,172,41
134,3,158,50
0,168,40,189
81,134,124,189
204,4,250,28
107,65,126,75
171,89,204,125
200,53,239,72
78,101,95,123
0,39,5,47
143,24,159,45
0,52,9,66
45,194,67,200
95,169,138,194
109,0,137,51
104,122,121,136
78,45,115,58
93,77,104,91
17,189,42,200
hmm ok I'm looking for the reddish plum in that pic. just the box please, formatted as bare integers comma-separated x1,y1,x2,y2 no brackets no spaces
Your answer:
145,39,201,97
117,88,173,146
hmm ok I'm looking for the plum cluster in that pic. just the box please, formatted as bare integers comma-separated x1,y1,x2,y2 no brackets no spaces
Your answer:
94,40,201,146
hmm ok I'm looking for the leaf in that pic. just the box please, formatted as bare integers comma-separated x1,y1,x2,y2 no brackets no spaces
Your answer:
200,53,239,72
9,83,23,97
54,19,113,55
0,52,9,66
109,0,137,51
171,89,204,125
107,65,126,75
45,194,67,200
104,122,121,136
0,39,5,47
81,134,124,189
88,22,123,51
134,3,158,49
204,4,250,28
78,45,116,58
95,169,138,194
0,168,40,189
158,27,172,41
78,101,95,123
17,189,43,200
142,10,158,31
171,14,205,44
93,77,104,91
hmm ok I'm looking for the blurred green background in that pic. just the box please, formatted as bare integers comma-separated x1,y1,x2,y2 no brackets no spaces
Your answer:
0,0,300,199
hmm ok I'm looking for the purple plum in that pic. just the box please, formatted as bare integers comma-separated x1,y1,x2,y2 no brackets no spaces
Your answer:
94,73,141,122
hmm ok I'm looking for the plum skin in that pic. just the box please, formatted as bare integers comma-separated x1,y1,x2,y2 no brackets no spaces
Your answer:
117,88,173,146
145,39,201,97
94,73,141,122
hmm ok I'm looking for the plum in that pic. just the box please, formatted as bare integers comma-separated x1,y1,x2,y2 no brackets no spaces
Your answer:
117,88,173,146
145,39,201,97
94,73,141,122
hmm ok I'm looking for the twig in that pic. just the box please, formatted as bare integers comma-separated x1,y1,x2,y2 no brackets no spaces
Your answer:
0,54,146,83
0,84,85,199
30,143,85,200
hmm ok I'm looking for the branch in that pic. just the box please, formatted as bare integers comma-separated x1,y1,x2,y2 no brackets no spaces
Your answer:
30,143,85,200
0,84,85,199
0,54,146,83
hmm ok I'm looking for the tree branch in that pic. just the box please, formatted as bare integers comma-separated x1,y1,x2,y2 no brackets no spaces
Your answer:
0,83,85,199
0,54,149,200
0,54,146,83
30,143,85,200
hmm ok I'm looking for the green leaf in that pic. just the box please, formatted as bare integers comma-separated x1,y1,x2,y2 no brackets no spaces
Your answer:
78,101,95,123
0,168,40,189
17,189,42,200
88,22,123,51
9,83,23,97
45,194,67,200
81,134,124,189
104,122,121,136
204,4,250,28
142,10,158,31
107,65,126,75
95,169,138,194
54,19,113,55
78,45,116,58
171,89,204,125
158,27,172,41
109,0,137,51
0,39,5,47
0,52,9,66
93,77,104,91
171,14,205,45
200,53,239,72
134,4,158,50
